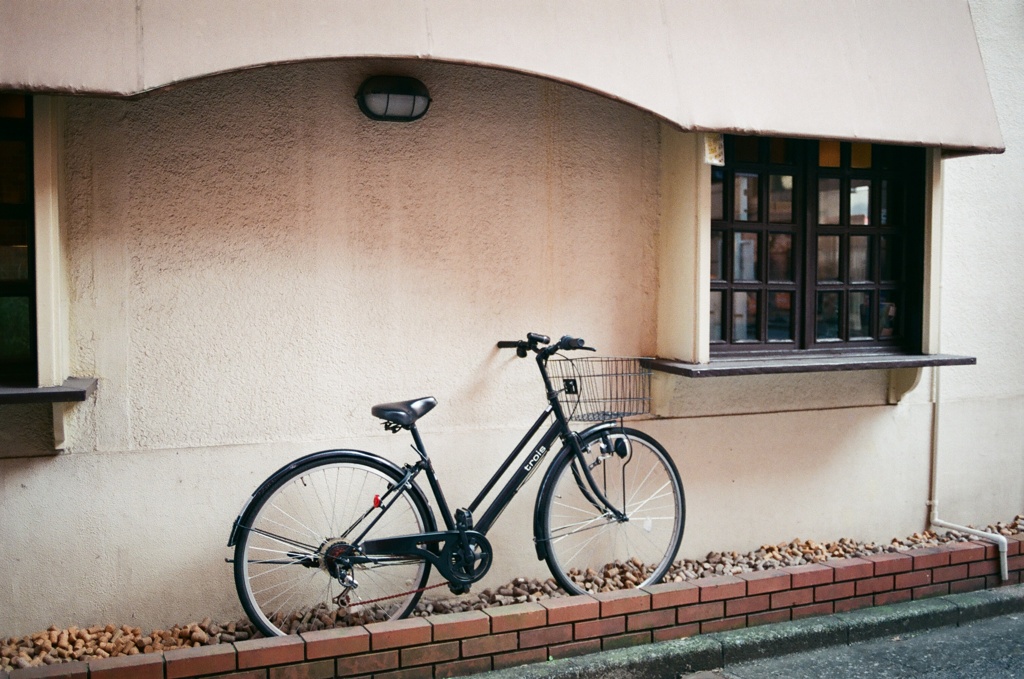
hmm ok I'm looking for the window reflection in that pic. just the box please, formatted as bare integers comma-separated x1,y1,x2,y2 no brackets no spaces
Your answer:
710,291,724,341
849,236,870,282
818,177,840,224
768,233,793,282
769,174,793,223
711,231,723,280
734,173,759,221
734,232,759,281
768,292,793,341
711,168,724,221
879,291,899,338
733,291,759,341
816,292,841,340
849,291,872,338
850,180,871,225
817,235,840,281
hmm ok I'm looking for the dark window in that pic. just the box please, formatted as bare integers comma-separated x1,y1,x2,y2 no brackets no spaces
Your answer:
711,136,924,355
0,94,35,385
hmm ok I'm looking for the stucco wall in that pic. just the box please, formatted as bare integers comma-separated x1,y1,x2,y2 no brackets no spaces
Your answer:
928,0,1024,523
0,0,1021,636
3,61,663,634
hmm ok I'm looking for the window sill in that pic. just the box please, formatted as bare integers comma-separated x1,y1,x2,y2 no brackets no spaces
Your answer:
644,354,976,378
0,377,98,404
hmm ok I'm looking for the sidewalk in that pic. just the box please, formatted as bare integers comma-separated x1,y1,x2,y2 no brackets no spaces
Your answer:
472,584,1024,678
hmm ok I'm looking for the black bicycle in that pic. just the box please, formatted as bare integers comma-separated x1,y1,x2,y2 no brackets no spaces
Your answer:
228,333,685,637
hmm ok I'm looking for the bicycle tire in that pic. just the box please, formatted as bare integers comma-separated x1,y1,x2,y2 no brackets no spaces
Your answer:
538,427,685,595
233,454,433,636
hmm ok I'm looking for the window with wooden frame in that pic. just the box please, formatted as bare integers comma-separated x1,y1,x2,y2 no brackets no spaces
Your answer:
710,135,925,356
0,94,36,385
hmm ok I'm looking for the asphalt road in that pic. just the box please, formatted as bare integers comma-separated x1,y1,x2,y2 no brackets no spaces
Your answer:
687,612,1024,679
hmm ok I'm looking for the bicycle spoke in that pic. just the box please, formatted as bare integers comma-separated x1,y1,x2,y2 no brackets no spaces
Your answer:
235,458,432,636
548,516,614,541
246,526,319,553
542,429,684,596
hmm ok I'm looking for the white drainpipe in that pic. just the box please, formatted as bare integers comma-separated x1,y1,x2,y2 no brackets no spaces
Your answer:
923,153,1006,581
927,366,1008,581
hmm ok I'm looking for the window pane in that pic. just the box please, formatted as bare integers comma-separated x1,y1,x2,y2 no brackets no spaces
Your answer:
880,178,902,226
880,179,889,225
710,291,724,342
880,236,901,281
769,174,793,223
850,179,871,225
0,141,29,204
817,235,840,282
710,231,723,280
851,143,872,169
849,235,871,282
0,247,29,281
874,145,897,170
819,140,841,167
849,291,872,338
734,173,759,221
733,137,759,163
768,233,793,282
734,232,759,281
711,168,724,221
0,94,26,118
0,296,32,362
769,138,792,164
767,292,793,341
732,291,759,342
818,177,840,224
816,292,841,340
879,291,900,338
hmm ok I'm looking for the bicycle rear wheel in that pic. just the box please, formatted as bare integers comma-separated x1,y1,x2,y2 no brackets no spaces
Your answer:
233,455,433,636
538,427,684,595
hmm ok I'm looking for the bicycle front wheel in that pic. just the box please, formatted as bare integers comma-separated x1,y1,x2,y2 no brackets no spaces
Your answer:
539,427,685,595
234,455,433,636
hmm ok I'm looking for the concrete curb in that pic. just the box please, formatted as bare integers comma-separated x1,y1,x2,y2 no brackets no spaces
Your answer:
473,584,1024,678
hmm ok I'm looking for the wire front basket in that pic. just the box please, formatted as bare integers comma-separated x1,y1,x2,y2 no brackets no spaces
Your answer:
546,356,651,422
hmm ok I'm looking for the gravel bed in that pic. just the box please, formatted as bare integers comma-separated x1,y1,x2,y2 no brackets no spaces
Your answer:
3,515,1021,672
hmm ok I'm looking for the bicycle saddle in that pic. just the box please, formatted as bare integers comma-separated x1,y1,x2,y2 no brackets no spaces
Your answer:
371,396,437,427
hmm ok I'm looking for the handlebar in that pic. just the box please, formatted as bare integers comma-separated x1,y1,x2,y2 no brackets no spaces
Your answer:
496,333,595,358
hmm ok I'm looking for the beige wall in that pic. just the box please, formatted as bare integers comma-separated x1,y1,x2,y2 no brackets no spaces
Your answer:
927,0,1024,523
0,0,1021,636
2,61,662,633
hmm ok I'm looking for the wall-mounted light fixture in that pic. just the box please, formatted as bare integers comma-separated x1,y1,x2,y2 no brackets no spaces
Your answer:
356,76,431,122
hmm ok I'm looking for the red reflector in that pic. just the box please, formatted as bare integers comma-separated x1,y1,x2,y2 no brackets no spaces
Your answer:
373,494,381,508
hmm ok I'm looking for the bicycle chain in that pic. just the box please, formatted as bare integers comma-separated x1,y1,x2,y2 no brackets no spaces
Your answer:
334,581,448,608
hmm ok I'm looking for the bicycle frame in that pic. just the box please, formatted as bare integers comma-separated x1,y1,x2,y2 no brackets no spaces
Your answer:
355,352,627,585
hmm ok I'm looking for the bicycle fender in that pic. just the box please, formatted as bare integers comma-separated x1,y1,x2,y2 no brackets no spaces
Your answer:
531,421,623,561
227,449,435,547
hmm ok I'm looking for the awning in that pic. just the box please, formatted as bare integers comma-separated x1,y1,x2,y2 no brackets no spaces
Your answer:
0,0,1004,155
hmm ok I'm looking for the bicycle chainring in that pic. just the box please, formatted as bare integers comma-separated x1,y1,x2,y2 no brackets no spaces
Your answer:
440,531,493,585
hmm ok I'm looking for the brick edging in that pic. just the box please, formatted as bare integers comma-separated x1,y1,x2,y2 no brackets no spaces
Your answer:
10,536,1024,679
